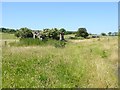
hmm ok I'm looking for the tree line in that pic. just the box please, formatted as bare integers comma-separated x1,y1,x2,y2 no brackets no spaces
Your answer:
0,27,119,39
0,27,76,35
0,28,16,34
13,27,77,40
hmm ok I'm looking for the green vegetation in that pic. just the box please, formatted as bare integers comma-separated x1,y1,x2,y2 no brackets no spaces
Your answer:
1,33,17,39
42,28,60,40
0,28,16,34
9,38,66,48
108,32,112,36
101,33,107,36
1,27,118,39
1,28,118,88
15,27,61,40
76,28,89,38
15,27,33,38
2,34,118,88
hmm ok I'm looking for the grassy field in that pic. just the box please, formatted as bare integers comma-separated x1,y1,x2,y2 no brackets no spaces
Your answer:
1,33,118,88
1,33,17,39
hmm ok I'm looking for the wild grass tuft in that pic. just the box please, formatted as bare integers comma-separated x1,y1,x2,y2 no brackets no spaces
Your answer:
9,38,67,48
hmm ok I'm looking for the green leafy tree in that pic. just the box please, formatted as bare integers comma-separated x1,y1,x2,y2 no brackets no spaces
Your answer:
15,27,33,38
59,28,66,34
108,32,112,36
101,33,107,36
51,28,59,40
76,28,89,38
15,30,20,37
0,28,16,33
42,28,59,40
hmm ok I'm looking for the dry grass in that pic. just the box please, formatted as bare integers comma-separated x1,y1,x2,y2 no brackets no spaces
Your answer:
2,36,118,88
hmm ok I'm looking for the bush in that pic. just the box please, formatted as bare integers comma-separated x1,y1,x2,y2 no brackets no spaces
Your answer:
76,28,89,38
42,28,60,40
15,27,33,38
101,33,107,36
101,50,108,58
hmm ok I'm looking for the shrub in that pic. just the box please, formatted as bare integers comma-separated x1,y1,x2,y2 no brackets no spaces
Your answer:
76,28,89,38
101,33,107,36
42,28,60,40
101,50,108,58
15,27,33,38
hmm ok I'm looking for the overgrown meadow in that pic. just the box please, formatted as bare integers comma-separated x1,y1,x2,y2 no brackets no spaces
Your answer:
1,33,118,88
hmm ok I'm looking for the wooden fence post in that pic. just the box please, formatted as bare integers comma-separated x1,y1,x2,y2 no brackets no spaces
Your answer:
5,41,7,46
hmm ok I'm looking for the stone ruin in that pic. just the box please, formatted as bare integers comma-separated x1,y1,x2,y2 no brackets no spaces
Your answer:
32,31,43,40
32,31,64,41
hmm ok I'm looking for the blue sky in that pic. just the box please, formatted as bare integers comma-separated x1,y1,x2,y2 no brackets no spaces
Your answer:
2,2,118,34
118,2,120,28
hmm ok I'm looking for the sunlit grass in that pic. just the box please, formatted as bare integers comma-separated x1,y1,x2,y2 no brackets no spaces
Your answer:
2,36,118,88
1,33,17,39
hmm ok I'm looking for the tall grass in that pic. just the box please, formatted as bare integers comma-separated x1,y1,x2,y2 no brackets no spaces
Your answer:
9,38,66,48
1,33,17,39
2,36,118,88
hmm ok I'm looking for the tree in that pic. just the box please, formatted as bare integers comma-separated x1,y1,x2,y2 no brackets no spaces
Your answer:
0,28,7,32
59,28,66,34
108,32,112,36
50,28,59,40
42,28,60,40
15,27,33,38
0,28,16,33
101,33,107,36
76,28,89,38
15,30,20,37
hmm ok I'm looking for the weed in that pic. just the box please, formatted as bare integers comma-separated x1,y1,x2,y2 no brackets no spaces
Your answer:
101,50,108,58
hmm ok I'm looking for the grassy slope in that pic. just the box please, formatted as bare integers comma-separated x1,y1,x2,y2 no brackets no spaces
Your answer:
2,35,118,88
